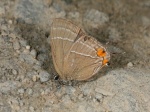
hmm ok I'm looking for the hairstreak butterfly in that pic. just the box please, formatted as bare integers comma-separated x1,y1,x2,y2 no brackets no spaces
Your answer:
50,18,110,81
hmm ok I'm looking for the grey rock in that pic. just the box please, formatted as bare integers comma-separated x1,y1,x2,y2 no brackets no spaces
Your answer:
0,81,21,93
0,100,11,112
68,11,80,19
14,0,66,28
27,71,37,78
83,9,109,28
79,82,95,96
39,70,51,82
32,75,37,82
66,86,76,94
18,88,25,94
76,100,105,112
26,88,33,95
25,45,31,50
13,40,20,50
95,69,150,112
43,0,52,6
44,88,51,95
19,100,24,106
127,62,134,67
0,5,5,15
42,107,52,112
14,0,44,24
78,94,84,101
19,53,36,64
19,39,28,47
141,16,150,27
8,19,13,24
12,69,18,75
30,49,37,58
8,97,20,111
95,93,103,101
29,106,35,112
0,105,11,112
107,27,121,42
33,64,42,71
37,53,48,62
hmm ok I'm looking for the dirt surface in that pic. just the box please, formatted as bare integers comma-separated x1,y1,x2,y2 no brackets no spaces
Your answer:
0,0,150,112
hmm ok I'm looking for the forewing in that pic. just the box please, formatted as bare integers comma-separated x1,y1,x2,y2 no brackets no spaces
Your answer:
50,18,81,78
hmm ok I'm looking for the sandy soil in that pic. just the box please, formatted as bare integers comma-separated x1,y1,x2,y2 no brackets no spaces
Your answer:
0,0,150,112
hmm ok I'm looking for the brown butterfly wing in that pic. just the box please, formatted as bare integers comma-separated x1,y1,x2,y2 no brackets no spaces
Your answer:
63,35,107,81
51,18,110,81
50,18,81,79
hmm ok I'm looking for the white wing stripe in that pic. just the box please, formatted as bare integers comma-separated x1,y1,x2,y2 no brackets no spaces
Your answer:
51,37,74,42
71,51,97,59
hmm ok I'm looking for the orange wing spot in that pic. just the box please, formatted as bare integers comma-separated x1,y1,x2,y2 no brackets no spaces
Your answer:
96,48,106,57
102,59,109,65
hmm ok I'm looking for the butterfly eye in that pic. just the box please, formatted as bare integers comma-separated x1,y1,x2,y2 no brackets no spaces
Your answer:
54,75,59,80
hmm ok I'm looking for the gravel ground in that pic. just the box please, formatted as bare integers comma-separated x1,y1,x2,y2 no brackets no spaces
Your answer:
0,0,150,112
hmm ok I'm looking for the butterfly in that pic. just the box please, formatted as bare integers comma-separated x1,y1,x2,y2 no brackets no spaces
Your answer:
50,18,110,81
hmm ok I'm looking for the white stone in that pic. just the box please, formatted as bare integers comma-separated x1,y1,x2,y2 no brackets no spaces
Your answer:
127,62,133,67
26,45,31,50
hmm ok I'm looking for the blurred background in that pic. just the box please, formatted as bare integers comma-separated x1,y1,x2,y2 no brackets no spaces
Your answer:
0,0,150,112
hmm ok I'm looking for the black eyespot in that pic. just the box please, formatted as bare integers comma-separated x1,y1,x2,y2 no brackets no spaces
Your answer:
106,62,110,66
54,75,59,80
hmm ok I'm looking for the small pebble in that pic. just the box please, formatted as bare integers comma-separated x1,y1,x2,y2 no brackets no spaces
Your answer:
16,50,20,54
26,45,31,50
19,53,36,64
22,78,30,84
0,7,5,15
12,105,20,111
9,33,16,39
30,49,37,58
19,101,24,106
8,20,13,24
13,40,20,50
18,88,25,94
66,86,76,94
33,65,42,71
12,69,18,75
35,61,42,66
78,94,84,100
39,70,51,82
41,91,45,95
19,39,27,47
23,49,30,54
32,75,38,82
68,11,80,19
44,88,51,95
27,88,33,95
29,106,35,112
127,62,133,67
37,53,47,62
95,93,103,100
